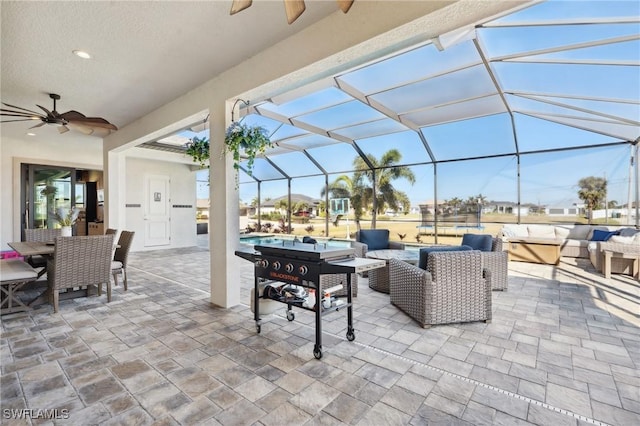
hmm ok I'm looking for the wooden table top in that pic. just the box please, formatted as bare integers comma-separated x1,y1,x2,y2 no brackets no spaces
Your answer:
7,241,55,257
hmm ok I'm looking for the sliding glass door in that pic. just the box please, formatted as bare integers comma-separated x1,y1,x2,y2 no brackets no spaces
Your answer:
21,164,77,236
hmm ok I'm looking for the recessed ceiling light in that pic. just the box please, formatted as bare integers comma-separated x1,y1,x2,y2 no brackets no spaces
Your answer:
73,50,92,59
26,132,36,136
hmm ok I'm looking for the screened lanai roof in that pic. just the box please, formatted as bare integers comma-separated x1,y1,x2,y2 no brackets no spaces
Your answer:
234,0,639,185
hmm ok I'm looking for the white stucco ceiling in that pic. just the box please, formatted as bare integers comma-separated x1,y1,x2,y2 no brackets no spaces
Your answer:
0,0,341,141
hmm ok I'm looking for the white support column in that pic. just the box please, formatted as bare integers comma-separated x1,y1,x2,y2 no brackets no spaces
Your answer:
209,100,241,308
104,150,126,230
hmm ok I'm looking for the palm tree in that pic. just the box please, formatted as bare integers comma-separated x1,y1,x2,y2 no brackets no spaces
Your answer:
577,176,607,224
446,197,463,217
351,149,415,228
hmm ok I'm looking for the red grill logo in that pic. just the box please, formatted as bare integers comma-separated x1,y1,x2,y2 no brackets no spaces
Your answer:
269,271,300,283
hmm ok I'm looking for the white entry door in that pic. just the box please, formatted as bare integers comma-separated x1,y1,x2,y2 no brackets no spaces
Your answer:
144,174,171,247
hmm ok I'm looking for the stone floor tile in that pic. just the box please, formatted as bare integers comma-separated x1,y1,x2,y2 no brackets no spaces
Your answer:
412,403,474,425
206,386,242,410
353,363,402,389
103,392,139,416
471,385,529,420
171,394,221,425
545,382,593,418
77,376,126,405
259,401,312,426
461,400,497,425
470,365,519,393
214,398,266,426
322,393,369,424
591,400,640,425
356,401,412,426
234,376,277,402
290,380,341,415
101,406,155,426
254,387,292,413
380,385,425,416
58,403,111,425
424,393,466,418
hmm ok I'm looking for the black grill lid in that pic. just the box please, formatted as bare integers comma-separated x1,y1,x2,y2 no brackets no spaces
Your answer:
255,241,354,261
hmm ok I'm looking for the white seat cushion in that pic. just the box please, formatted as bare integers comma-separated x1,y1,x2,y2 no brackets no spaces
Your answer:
0,259,38,282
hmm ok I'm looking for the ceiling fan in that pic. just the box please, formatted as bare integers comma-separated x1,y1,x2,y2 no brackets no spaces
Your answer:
231,0,354,25
0,93,118,136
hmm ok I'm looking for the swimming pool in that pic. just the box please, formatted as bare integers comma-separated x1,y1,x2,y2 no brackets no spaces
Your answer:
239,235,352,248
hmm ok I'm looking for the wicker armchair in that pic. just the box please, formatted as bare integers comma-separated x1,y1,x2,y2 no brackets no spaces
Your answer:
459,234,508,291
24,228,61,268
112,230,135,290
389,250,492,328
47,235,114,313
355,229,404,257
484,237,508,291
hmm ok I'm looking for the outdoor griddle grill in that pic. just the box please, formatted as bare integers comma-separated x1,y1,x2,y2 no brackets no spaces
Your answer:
236,241,385,359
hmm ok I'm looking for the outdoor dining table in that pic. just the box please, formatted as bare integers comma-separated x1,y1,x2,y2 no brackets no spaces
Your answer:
6,239,119,310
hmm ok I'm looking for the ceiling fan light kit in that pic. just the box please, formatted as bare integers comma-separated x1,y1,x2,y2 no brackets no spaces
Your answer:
0,93,117,137
230,0,354,24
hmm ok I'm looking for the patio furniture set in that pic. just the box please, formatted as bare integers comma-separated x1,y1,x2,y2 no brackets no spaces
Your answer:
352,229,506,329
0,228,134,315
354,225,638,329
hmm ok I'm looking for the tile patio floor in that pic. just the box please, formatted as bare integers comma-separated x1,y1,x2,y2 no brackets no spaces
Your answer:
1,240,638,425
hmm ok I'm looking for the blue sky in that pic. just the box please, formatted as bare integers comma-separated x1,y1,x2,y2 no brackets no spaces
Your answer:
194,0,639,210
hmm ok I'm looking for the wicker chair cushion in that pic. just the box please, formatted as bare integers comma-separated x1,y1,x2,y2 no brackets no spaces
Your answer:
418,245,472,269
461,234,493,252
358,229,390,251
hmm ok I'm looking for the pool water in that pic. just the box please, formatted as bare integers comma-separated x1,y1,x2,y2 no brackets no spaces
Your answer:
240,235,352,248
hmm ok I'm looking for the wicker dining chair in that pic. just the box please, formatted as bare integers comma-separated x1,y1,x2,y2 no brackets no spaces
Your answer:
47,234,114,313
389,250,492,328
105,228,118,235
112,230,135,290
24,228,61,268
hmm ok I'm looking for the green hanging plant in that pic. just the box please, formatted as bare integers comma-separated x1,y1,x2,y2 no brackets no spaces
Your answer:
185,136,210,168
224,121,273,177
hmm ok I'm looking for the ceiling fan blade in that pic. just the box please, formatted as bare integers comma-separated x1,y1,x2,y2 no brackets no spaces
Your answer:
336,0,353,13
284,0,305,24
29,122,46,129
66,122,94,135
61,111,118,131
67,117,117,130
36,104,54,117
58,125,70,134
230,0,252,15
0,118,40,123
1,102,42,115
0,110,42,119
59,110,86,118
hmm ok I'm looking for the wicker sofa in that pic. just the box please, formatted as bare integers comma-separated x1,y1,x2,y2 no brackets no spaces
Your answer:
499,223,639,275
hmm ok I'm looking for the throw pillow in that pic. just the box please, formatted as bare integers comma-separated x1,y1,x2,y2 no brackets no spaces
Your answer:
590,229,618,242
609,235,635,244
618,228,639,237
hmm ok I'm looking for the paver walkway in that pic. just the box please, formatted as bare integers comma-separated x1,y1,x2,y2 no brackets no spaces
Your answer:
1,245,638,425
